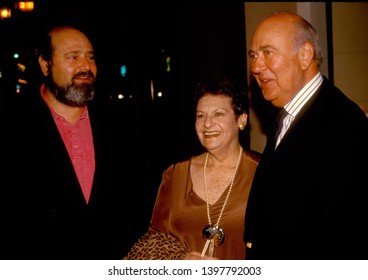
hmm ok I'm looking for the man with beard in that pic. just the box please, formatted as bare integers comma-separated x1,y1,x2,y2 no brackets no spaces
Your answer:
0,26,150,260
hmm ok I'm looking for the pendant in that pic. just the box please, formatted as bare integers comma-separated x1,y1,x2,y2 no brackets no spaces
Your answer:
202,225,225,247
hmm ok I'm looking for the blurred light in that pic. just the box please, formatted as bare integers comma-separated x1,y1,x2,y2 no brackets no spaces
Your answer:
166,56,171,72
157,91,163,97
18,79,27,84
16,84,21,94
0,7,11,19
120,65,127,77
16,2,34,12
13,53,19,59
117,93,124,100
150,79,154,101
17,63,26,72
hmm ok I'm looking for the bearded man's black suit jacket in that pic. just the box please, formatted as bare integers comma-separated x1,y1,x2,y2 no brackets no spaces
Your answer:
0,89,152,260
244,77,368,260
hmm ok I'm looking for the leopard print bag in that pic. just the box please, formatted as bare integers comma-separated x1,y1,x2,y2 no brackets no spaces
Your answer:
123,230,188,260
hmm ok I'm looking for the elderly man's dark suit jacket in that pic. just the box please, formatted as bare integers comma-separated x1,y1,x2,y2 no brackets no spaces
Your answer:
0,89,152,260
244,77,368,260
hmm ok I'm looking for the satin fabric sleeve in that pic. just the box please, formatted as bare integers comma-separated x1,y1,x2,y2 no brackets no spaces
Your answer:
149,164,175,234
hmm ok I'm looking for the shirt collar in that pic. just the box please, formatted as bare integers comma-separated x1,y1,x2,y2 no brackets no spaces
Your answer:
284,72,323,117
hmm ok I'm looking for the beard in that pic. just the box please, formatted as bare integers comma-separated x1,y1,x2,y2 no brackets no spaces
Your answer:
44,70,96,107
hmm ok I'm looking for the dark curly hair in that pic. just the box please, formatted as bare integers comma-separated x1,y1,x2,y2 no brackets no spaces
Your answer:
193,77,249,119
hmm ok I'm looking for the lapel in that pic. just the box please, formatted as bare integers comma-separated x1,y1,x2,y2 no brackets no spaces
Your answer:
36,95,89,206
274,79,327,152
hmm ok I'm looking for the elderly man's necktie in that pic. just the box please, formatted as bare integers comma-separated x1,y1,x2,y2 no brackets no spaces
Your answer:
274,108,288,143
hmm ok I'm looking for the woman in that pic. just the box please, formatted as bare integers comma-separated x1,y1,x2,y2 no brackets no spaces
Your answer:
124,77,260,260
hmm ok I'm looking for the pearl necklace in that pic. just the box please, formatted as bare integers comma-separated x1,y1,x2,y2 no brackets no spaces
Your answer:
201,146,243,256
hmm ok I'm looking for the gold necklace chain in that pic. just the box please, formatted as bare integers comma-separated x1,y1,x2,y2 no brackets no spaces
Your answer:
203,146,243,227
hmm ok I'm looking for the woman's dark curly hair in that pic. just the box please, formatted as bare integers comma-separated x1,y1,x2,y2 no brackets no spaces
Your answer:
193,77,249,119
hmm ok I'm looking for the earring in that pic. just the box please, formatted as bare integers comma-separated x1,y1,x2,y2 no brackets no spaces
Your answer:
239,125,244,131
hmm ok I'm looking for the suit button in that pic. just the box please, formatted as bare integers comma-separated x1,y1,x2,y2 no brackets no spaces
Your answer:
246,242,252,248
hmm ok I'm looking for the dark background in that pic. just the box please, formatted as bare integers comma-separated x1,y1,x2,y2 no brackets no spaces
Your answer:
0,1,249,188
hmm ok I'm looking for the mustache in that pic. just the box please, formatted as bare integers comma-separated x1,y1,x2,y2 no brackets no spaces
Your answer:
73,71,95,80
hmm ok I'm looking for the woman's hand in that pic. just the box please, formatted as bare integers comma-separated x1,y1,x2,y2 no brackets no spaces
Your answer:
184,251,219,260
